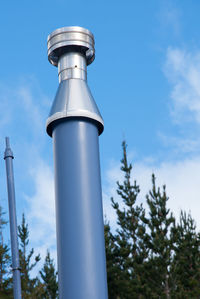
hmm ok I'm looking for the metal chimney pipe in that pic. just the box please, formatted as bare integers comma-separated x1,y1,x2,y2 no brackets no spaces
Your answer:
46,27,108,299
4,137,21,299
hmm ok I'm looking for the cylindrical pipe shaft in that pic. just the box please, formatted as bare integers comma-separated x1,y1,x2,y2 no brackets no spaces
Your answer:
52,119,108,299
4,137,21,299
47,26,108,298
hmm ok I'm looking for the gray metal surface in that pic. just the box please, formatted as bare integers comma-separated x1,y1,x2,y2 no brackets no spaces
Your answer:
46,28,104,137
47,26,95,66
47,26,108,299
4,137,21,299
53,119,108,299
58,52,87,82
46,76,104,137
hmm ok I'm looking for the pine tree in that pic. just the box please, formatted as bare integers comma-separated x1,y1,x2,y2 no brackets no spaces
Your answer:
110,141,148,298
142,174,175,298
104,221,123,299
18,213,40,298
0,207,12,296
171,211,200,298
39,250,58,299
105,141,200,298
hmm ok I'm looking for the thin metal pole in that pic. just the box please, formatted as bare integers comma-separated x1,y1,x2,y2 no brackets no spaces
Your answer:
4,137,21,299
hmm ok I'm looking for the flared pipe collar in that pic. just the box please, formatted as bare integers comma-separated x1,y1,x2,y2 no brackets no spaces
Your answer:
46,79,104,137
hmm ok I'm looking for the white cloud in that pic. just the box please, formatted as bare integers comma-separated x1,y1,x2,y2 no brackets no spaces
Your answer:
103,161,122,229
161,47,200,227
103,156,200,231
157,1,181,37
0,79,56,274
25,159,57,275
17,86,44,132
103,46,200,232
134,158,200,228
164,47,200,123
158,131,200,155
26,160,55,248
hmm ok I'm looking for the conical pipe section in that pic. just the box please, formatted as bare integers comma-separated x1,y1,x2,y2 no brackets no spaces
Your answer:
46,26,104,137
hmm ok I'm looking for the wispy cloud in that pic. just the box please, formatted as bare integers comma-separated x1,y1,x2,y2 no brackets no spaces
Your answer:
0,78,56,272
133,158,200,228
25,159,56,269
103,156,200,230
158,132,200,155
164,47,200,124
103,45,200,231
157,1,181,37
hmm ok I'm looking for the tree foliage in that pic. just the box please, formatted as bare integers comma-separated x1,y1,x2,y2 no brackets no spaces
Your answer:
171,211,200,298
0,207,12,297
0,141,200,298
110,141,148,298
40,250,58,299
105,141,200,298
18,213,41,298
0,209,59,299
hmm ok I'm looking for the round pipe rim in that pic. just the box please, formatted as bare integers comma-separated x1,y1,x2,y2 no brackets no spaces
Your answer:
47,26,95,66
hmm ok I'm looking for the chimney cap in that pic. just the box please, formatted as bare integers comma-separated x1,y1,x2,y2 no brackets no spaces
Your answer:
47,26,95,67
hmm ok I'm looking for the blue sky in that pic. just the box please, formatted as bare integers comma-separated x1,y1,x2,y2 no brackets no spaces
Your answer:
1,0,200,272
